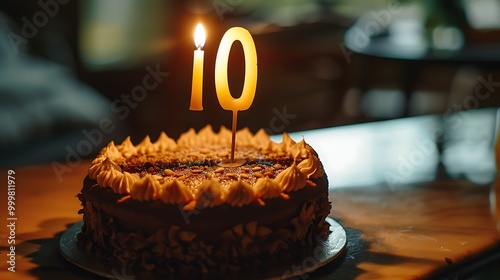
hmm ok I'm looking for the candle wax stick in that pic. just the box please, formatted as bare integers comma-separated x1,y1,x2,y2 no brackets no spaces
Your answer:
190,23,206,111
214,27,256,167
190,48,204,110
218,110,245,167
231,110,237,162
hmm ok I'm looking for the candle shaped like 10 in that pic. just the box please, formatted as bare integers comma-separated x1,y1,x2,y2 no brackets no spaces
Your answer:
190,24,258,164
190,23,205,111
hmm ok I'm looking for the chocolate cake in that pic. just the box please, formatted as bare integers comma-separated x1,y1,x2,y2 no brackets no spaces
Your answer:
77,125,331,275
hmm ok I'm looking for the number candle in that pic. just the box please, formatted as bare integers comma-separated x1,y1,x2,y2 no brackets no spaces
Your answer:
190,23,206,111
215,27,258,163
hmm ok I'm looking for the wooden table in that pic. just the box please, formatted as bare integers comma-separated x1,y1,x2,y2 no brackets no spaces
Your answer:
1,108,499,279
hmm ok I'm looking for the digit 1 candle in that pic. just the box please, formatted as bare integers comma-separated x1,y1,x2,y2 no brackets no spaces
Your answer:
215,27,258,163
190,23,206,111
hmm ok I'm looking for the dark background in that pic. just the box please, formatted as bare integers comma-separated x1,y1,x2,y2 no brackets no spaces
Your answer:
1,0,500,165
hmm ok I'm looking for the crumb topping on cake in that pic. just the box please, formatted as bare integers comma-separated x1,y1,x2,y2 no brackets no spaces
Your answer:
87,125,324,207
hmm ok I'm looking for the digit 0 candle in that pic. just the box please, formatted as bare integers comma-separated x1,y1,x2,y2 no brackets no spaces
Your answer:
215,27,258,163
190,23,206,111
215,27,257,112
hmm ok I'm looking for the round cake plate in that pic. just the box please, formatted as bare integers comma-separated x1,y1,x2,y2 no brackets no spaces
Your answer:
59,217,346,279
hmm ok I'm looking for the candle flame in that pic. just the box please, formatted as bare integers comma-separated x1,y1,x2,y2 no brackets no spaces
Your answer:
194,23,206,49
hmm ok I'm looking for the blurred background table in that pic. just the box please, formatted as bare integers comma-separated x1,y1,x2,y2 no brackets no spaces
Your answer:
344,1,500,116
0,107,499,279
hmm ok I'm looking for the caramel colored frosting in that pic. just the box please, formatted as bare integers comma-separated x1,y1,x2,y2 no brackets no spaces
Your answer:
276,132,296,152
160,179,194,204
153,132,177,151
117,136,137,158
130,175,161,201
92,141,123,164
225,180,254,207
195,178,224,208
274,162,307,192
88,157,121,180
88,125,325,206
110,171,140,194
253,129,273,150
136,136,155,154
96,168,122,189
254,177,282,199
289,138,311,160
297,155,324,179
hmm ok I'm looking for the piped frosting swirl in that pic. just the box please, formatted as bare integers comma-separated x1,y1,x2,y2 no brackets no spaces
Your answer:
88,158,121,180
297,155,324,179
252,128,273,150
254,177,282,199
92,141,123,164
130,175,161,201
87,125,325,205
136,136,155,154
118,136,137,158
195,179,224,208
225,180,254,207
159,180,194,204
110,172,140,194
153,131,176,151
97,168,122,189
289,138,311,160
275,132,296,152
274,162,307,192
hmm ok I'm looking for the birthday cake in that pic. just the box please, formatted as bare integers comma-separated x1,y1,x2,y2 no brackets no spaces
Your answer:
77,125,331,275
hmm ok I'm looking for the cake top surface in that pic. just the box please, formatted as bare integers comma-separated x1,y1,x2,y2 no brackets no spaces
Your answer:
88,125,324,208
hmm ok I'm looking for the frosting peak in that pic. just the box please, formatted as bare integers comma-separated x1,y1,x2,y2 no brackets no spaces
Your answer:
160,180,194,204
88,157,121,180
274,162,307,192
97,168,122,189
136,135,155,154
254,177,282,199
110,171,140,194
130,175,161,201
153,131,177,151
289,138,311,160
225,180,254,207
118,136,137,158
198,125,218,145
297,155,324,179
195,178,224,208
252,128,273,151
276,132,296,152
236,127,254,146
218,126,232,146
87,125,325,205
93,141,123,164
177,128,197,147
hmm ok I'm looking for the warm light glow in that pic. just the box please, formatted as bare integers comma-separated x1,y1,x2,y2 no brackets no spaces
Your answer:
215,27,257,112
194,23,206,49
214,27,258,162
190,25,258,162
190,23,205,111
